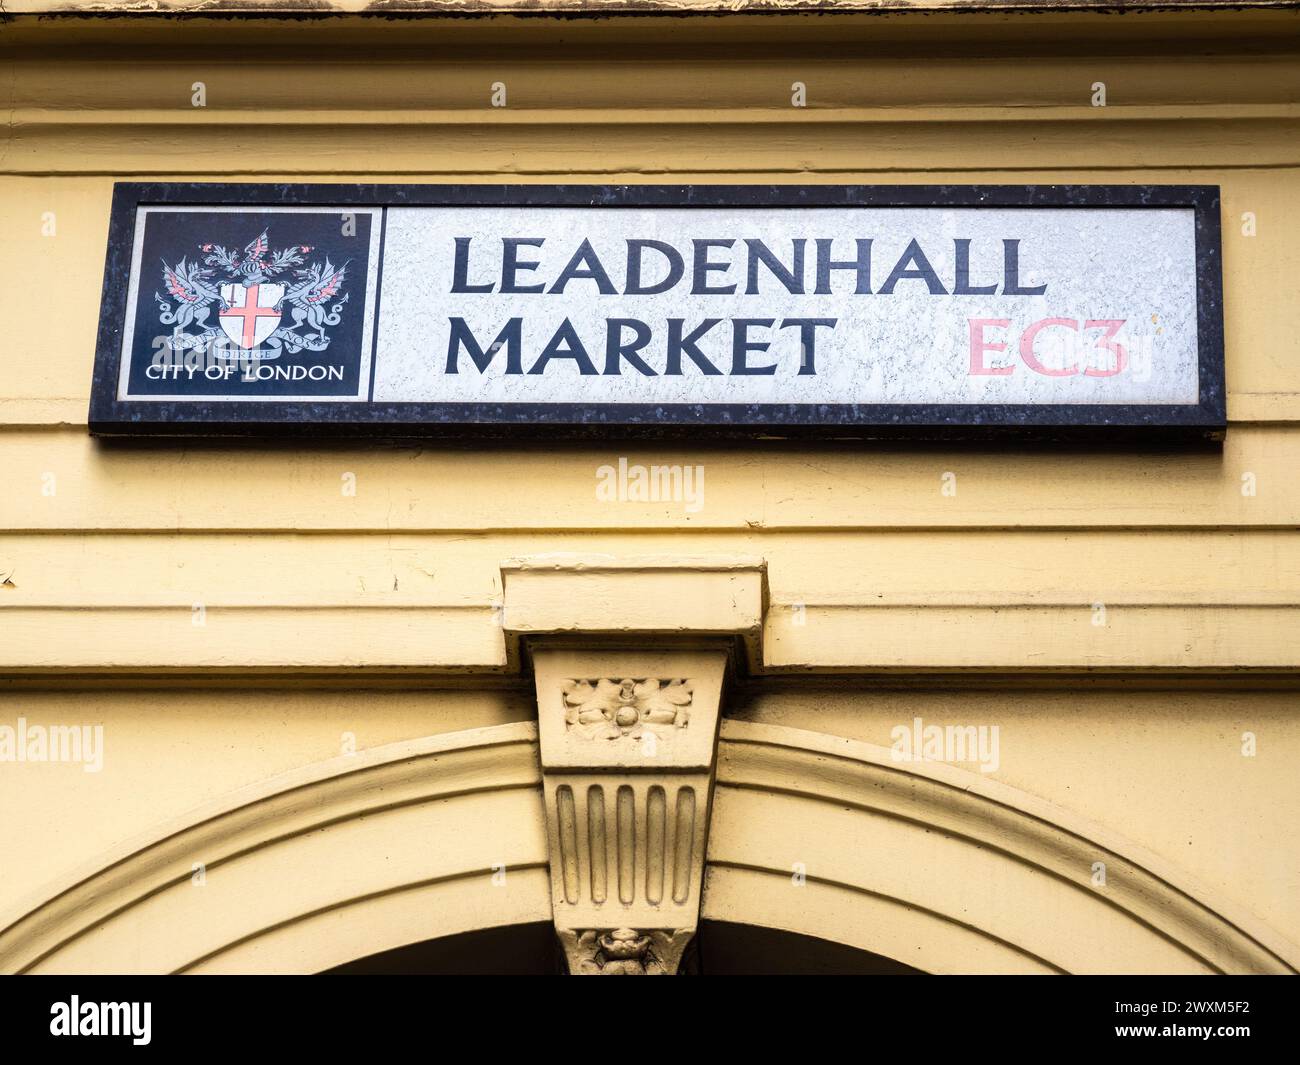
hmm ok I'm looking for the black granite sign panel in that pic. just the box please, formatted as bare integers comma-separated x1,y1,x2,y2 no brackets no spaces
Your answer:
89,183,1226,441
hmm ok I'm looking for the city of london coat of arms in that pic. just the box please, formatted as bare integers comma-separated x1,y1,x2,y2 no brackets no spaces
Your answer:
155,231,349,359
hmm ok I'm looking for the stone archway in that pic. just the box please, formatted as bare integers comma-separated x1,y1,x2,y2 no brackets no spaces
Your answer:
0,723,550,974
706,721,1297,974
3,557,1294,975
3,715,1292,975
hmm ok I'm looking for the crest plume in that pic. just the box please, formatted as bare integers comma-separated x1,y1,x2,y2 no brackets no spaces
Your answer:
244,231,269,263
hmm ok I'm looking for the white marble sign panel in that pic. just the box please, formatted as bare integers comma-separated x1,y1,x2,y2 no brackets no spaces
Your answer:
374,205,1200,406
89,184,1225,438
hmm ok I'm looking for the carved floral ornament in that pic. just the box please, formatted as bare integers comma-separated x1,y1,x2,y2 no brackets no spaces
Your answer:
562,678,693,740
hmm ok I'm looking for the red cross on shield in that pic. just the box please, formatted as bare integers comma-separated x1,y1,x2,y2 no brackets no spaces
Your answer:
219,282,284,350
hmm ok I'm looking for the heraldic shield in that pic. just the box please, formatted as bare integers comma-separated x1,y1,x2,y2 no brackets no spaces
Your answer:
218,281,285,351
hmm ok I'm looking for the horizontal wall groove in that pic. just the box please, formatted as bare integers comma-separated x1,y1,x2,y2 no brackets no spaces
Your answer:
8,120,1300,173
769,599,1300,609
2,605,1297,671
4,530,1300,539
13,106,1300,125
4,600,1300,610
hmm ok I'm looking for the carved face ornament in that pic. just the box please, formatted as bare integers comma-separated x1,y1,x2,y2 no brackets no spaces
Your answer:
600,928,651,958
562,927,695,976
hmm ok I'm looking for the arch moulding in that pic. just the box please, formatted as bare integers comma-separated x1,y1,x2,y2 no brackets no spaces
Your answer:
1,555,1294,975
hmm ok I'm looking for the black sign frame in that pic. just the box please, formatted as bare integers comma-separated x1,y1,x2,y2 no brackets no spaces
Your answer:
89,182,1226,442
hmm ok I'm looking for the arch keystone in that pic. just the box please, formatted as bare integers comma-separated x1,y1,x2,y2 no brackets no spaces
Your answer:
532,646,729,975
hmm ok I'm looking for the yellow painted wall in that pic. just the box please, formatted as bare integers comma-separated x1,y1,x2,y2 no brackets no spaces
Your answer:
1,7,1298,968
